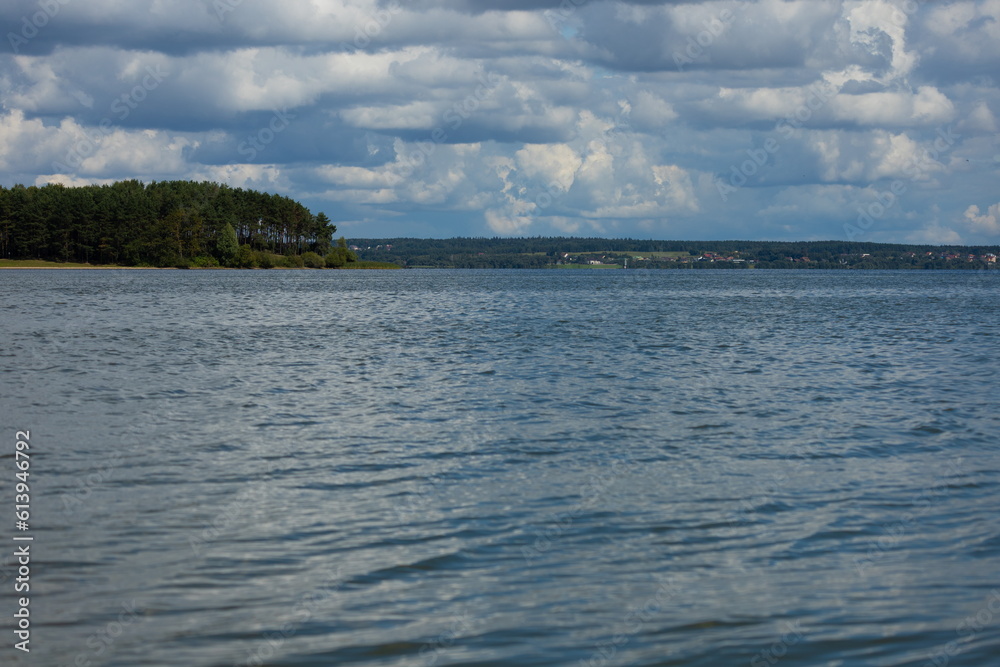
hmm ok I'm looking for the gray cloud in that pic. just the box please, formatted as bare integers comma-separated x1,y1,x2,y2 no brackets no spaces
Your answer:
0,0,998,242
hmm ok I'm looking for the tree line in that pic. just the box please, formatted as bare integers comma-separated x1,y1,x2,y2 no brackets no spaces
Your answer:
349,237,1000,270
0,180,342,267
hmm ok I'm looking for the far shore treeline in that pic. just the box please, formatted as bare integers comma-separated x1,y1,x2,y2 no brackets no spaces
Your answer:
0,180,374,269
3,180,999,271
351,238,1000,270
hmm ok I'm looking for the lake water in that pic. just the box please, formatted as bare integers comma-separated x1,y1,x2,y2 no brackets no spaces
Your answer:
2,268,1000,667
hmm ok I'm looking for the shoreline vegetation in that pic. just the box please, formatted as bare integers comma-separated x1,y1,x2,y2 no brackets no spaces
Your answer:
0,259,401,270
2,180,997,271
9,244,997,271
0,180,399,270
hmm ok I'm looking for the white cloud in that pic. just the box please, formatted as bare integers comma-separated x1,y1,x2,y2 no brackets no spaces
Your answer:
866,130,942,181
652,164,699,213
830,86,955,127
189,164,287,191
628,90,677,130
845,0,919,84
961,101,998,133
806,129,951,184
515,143,582,192
905,221,964,245
340,101,445,131
485,207,534,234
0,109,198,178
34,174,120,188
0,0,995,241
964,203,1000,235
0,111,63,172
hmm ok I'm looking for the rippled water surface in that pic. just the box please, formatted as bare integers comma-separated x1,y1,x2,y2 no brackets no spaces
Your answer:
2,268,1000,667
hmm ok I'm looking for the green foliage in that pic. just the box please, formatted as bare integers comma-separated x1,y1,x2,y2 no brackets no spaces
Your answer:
190,255,220,268
301,251,325,268
334,236,358,264
345,237,1000,270
283,254,305,268
0,180,324,267
255,251,276,269
233,244,257,268
325,247,348,268
4,180,996,271
313,213,335,255
217,222,239,263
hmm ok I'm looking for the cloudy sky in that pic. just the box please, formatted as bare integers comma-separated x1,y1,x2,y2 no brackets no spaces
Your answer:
1,0,998,242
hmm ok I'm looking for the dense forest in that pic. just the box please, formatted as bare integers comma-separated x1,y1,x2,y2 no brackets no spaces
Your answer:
0,180,354,268
351,237,1000,270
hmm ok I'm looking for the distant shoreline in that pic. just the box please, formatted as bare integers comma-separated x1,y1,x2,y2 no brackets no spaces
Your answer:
0,260,400,270
0,266,174,270
0,266,403,271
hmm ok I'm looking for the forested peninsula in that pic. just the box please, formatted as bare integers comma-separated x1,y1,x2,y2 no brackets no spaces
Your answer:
0,180,382,269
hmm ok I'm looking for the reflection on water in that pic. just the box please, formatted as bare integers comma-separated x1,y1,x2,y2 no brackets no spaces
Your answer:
1,268,999,666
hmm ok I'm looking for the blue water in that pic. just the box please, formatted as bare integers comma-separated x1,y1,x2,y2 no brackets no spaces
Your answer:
1,268,999,666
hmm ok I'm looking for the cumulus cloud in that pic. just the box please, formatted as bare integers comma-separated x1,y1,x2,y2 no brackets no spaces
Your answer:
964,203,1000,235
905,221,964,245
844,0,920,84
0,109,195,176
830,86,956,126
515,143,582,191
0,0,996,240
